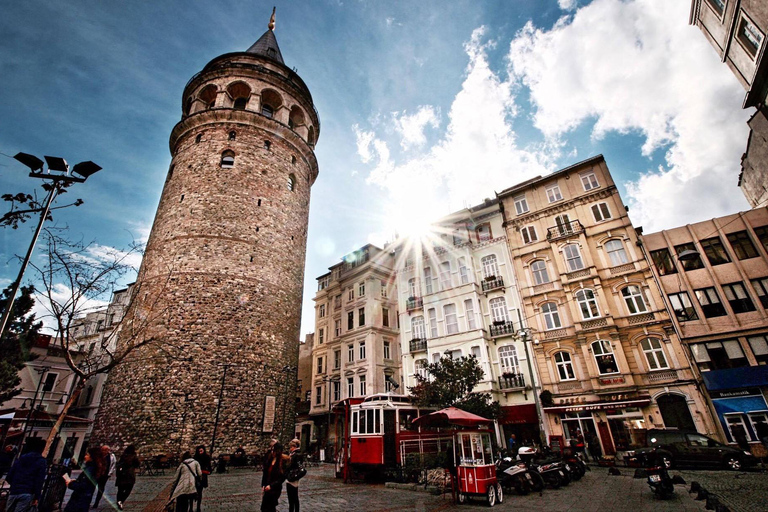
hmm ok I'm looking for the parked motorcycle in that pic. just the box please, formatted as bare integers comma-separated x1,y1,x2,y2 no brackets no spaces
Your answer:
518,447,569,489
642,448,674,499
496,455,544,495
562,449,588,481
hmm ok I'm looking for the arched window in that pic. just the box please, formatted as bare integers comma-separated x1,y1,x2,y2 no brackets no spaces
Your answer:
220,150,235,169
415,358,428,379
233,97,247,110
489,297,509,324
622,285,648,314
481,254,499,279
261,89,282,119
554,352,575,381
563,244,584,271
605,239,628,266
261,104,274,118
541,302,561,330
408,278,419,298
307,126,315,146
287,174,296,191
289,106,305,129
198,84,217,109
227,82,251,110
411,316,426,339
498,345,520,374
592,340,619,374
228,131,236,141
575,289,600,320
265,140,271,150
184,97,193,116
195,134,202,144
531,260,549,285
641,338,669,370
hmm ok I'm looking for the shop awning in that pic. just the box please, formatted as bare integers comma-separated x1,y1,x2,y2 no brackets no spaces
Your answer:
413,407,493,428
711,395,768,415
701,365,768,391
542,398,651,414
499,404,538,424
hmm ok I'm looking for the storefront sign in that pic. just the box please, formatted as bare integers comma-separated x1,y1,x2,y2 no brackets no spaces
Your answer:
599,376,626,385
262,395,276,432
543,398,651,414
709,388,761,399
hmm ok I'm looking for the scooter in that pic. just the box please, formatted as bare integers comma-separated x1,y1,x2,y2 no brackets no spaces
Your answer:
519,447,569,488
496,453,544,495
642,449,674,499
561,449,588,481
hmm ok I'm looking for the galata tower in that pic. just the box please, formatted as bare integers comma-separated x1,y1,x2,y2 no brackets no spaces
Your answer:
93,10,319,455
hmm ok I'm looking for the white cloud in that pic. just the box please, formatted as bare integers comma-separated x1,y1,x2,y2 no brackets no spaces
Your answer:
508,0,751,230
558,0,578,10
32,283,111,334
392,106,440,150
353,124,376,163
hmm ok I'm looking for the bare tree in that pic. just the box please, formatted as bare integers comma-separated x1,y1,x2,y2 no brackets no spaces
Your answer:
26,229,171,456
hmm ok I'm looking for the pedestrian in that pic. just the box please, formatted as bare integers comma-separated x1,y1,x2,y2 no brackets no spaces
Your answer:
575,429,586,460
231,445,247,467
262,438,278,468
260,442,289,512
169,451,202,512
5,437,47,512
0,445,17,478
507,433,516,451
115,445,140,510
755,419,768,448
92,445,116,509
586,432,602,463
193,445,212,512
63,446,105,512
285,439,305,512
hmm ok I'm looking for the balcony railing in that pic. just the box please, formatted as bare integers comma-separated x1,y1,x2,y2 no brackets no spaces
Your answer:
498,373,526,390
482,276,504,292
489,321,516,338
409,338,427,352
406,297,423,311
546,220,584,241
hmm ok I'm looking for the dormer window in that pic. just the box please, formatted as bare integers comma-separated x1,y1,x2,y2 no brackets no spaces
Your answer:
221,150,235,169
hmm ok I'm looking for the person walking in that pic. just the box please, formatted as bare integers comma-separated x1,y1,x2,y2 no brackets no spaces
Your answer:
586,431,602,463
5,437,47,512
285,439,304,512
115,445,140,510
63,446,105,512
169,451,202,512
92,445,116,509
260,442,289,512
193,445,212,512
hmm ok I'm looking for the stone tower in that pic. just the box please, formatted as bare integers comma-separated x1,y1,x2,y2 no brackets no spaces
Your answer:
92,11,319,455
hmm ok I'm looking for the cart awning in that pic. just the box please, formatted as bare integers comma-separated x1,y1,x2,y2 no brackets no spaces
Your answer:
413,407,493,428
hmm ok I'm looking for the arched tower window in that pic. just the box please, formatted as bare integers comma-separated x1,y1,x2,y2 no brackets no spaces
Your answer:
289,106,305,129
307,126,315,146
198,84,217,109
227,82,251,110
233,98,247,109
184,97,193,116
221,150,235,169
195,134,202,144
228,131,236,141
287,173,296,191
261,89,282,119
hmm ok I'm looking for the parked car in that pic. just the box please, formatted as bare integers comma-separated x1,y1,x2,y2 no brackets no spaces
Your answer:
626,429,757,471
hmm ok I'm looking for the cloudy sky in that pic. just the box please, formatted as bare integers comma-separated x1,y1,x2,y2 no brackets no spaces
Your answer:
0,0,753,336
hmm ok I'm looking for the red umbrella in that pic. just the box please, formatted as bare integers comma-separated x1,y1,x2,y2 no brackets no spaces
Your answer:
413,407,492,428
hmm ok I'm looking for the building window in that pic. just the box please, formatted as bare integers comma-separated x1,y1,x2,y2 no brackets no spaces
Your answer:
412,316,426,339
347,311,354,330
423,267,433,294
42,373,57,392
347,377,354,397
220,150,235,168
641,338,669,370
722,282,756,313
499,345,520,374
382,307,389,327
701,237,731,265
348,344,354,363
521,225,538,244
428,309,438,338
383,341,391,360
691,340,748,371
650,248,676,275
287,174,296,192
554,214,572,236
359,375,367,396
695,287,727,317
541,302,561,330
316,356,324,375
335,295,341,309
668,292,698,321
440,261,451,290
233,97,247,110
458,258,469,284
464,299,476,330
737,14,764,58
335,319,341,337
359,341,366,360
476,223,492,242
591,202,612,222
751,278,768,308
490,297,510,323
581,172,599,191
575,289,600,320
318,328,324,344
195,134,203,144
675,242,704,271
726,231,759,260
554,351,575,381
704,0,725,16
531,260,550,285
228,131,236,140
358,282,365,296
415,359,428,379
622,285,648,314
315,386,322,405
333,381,341,402
444,304,458,334
563,244,585,272
546,184,562,203
747,335,768,364
408,278,418,298
514,194,529,215
319,304,326,318
381,280,387,298
481,255,499,279
358,307,365,326
334,350,341,370
592,340,619,374
261,104,274,118
348,288,355,301
753,226,768,253
605,240,628,266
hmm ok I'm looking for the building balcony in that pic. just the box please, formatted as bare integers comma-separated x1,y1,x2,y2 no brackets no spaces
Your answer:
489,321,516,338
406,297,423,312
481,276,504,292
409,337,428,352
498,373,526,390
608,262,636,276
546,220,584,241
641,369,681,385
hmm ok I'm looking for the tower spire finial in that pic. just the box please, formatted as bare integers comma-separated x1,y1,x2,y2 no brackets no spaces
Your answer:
268,6,276,31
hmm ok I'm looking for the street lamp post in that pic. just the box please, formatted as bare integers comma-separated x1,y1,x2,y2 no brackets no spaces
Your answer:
0,153,101,340
518,328,548,448
16,366,51,459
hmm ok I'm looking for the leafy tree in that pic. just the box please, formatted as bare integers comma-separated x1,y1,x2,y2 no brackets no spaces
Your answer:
0,284,42,402
409,355,501,420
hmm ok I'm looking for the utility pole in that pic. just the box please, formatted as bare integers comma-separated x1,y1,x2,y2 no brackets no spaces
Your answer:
16,366,51,460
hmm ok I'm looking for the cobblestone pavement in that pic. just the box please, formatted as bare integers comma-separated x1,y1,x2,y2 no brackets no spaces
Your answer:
77,464,718,512
676,468,768,512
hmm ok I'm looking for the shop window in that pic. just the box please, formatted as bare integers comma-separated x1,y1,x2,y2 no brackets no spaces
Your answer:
690,340,749,371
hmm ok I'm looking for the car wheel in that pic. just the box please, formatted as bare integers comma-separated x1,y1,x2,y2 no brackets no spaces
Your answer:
661,455,673,470
725,456,742,471
496,483,503,504
487,485,496,507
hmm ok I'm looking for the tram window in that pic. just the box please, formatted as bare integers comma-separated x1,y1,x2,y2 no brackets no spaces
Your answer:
360,410,367,433
399,409,417,431
374,409,380,433
352,411,358,434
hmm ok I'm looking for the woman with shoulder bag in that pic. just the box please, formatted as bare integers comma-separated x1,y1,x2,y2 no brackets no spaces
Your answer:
62,447,105,512
169,451,202,512
115,445,141,510
285,439,306,512
261,443,289,512
193,445,212,512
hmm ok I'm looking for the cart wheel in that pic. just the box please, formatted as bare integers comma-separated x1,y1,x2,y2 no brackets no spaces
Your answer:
457,492,466,504
487,485,496,507
495,483,503,504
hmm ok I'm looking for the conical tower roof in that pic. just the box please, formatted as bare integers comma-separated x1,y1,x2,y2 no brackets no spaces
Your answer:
246,8,284,65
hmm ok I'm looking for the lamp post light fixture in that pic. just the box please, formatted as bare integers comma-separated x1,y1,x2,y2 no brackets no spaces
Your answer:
517,328,548,447
0,152,102,341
